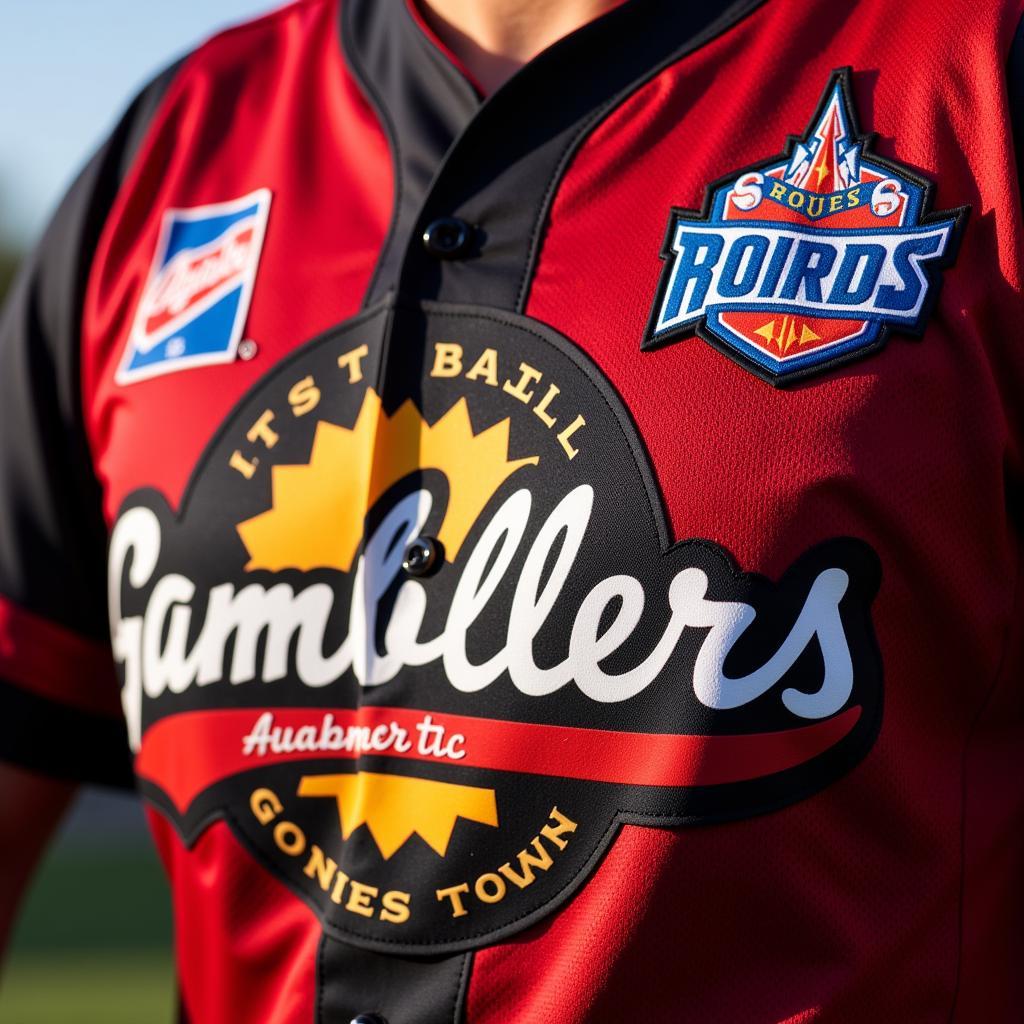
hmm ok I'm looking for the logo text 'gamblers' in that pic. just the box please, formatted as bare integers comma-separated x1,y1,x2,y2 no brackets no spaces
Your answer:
642,69,967,385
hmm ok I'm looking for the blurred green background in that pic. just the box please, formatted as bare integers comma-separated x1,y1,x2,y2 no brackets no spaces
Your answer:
0,3,273,1020
1,225,178,1017
0,793,174,1024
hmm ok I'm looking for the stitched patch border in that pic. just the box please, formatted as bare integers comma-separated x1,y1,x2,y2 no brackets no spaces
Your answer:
641,69,968,386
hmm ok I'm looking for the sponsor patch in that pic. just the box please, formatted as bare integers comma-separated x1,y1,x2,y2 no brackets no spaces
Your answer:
110,304,883,954
117,189,271,384
642,69,967,385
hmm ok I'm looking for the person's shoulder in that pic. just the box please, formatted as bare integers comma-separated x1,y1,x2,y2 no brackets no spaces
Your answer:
173,0,337,89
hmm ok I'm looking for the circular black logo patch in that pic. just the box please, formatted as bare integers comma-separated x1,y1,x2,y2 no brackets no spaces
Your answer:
111,301,882,954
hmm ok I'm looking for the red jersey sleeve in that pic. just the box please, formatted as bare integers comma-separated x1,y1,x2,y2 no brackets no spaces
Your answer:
0,63,181,787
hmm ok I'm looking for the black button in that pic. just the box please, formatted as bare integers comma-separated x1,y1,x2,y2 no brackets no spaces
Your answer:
350,1015,388,1024
422,216,474,259
403,537,442,577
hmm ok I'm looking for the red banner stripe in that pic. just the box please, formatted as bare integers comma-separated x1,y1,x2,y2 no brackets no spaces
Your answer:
136,704,861,815
0,595,122,717
143,225,256,335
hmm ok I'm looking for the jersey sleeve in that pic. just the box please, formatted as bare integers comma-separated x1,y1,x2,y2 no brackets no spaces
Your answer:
0,62,182,787
1011,11,1024,201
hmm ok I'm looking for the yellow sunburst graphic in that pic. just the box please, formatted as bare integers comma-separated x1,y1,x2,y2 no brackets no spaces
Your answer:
236,389,538,572
297,772,499,859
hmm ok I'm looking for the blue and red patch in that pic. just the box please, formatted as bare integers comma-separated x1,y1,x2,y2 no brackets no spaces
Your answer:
642,69,967,385
117,189,271,384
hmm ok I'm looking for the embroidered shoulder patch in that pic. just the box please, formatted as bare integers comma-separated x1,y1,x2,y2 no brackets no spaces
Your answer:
642,69,966,385
117,189,271,384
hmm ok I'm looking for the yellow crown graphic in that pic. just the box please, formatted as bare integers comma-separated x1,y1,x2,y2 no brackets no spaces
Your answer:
236,389,538,572
298,772,498,859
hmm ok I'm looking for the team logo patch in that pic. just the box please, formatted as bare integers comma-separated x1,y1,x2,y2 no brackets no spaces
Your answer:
116,189,271,384
642,69,967,385
110,303,883,954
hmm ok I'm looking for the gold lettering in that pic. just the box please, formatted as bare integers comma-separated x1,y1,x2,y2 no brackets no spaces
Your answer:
337,343,369,383
330,869,351,906
503,363,542,404
474,873,507,904
431,342,463,378
273,821,306,857
769,181,787,201
539,807,578,851
437,883,471,918
247,410,279,449
532,384,560,428
829,194,844,213
288,375,321,417
498,837,554,889
249,788,282,825
229,450,258,480
556,415,586,460
846,187,861,208
303,845,337,892
346,880,379,918
465,347,499,386
380,889,412,925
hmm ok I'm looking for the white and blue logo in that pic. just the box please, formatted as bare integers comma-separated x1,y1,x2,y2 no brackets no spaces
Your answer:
117,189,271,384
642,70,967,385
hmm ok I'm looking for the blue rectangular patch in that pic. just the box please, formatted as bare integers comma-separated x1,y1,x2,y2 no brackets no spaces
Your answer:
117,189,271,384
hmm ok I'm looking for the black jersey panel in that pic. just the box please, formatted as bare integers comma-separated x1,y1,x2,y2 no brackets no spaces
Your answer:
0,59,183,639
343,0,767,311
0,677,133,788
0,62,181,782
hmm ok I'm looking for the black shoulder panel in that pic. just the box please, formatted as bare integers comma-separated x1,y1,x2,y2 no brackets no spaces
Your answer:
343,0,767,312
0,679,134,787
0,59,183,640
0,60,183,786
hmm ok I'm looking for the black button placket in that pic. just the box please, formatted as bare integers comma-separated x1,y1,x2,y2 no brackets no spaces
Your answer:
343,0,480,307
353,0,769,314
327,1,771,1022
422,217,476,259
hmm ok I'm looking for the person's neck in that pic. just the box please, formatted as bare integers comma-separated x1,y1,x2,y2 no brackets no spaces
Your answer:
416,0,625,94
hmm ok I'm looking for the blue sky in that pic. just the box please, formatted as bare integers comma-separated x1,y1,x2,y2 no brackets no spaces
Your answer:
0,0,276,247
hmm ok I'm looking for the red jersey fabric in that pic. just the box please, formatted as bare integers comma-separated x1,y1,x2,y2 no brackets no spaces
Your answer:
1,0,1023,1020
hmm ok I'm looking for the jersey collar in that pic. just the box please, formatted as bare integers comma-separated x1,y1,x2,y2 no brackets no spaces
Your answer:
341,0,769,311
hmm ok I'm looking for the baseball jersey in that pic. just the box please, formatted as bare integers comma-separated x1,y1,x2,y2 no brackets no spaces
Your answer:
2,0,1024,1020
